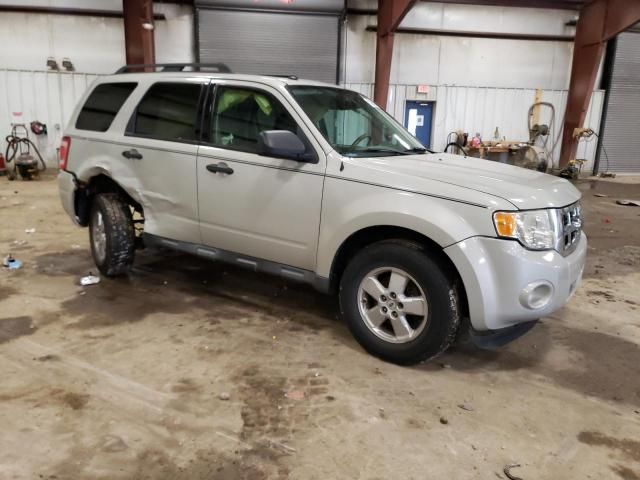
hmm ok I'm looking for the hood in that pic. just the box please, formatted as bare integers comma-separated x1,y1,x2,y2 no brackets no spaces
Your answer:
343,152,581,210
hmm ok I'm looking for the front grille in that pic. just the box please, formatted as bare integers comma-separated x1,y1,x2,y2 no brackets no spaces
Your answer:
557,202,582,256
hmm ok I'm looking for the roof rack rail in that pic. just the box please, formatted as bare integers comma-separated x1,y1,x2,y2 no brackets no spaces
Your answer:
115,63,232,74
265,74,299,80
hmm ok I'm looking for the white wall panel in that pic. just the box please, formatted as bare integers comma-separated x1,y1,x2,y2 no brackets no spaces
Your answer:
0,69,98,167
405,3,576,35
344,82,604,172
344,1,580,89
0,5,194,74
347,1,577,36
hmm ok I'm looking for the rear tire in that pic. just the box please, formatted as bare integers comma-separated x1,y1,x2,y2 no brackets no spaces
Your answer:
89,193,135,277
339,240,460,365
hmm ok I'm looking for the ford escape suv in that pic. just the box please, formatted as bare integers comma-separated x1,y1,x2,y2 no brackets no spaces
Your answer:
58,64,586,365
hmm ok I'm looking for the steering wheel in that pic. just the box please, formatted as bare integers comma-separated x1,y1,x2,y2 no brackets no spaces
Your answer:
351,133,372,147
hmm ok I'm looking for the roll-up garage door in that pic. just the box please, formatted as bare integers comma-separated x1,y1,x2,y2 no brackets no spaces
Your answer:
598,30,640,173
195,0,344,84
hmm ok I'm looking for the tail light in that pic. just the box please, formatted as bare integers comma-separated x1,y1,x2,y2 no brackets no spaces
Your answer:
59,136,71,170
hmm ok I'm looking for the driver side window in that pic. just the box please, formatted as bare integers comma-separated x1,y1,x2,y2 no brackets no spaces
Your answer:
211,86,301,155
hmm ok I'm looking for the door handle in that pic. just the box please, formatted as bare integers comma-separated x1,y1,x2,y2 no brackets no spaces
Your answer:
206,162,234,175
122,149,143,160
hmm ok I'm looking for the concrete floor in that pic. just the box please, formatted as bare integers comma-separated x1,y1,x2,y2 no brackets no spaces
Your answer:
0,175,639,480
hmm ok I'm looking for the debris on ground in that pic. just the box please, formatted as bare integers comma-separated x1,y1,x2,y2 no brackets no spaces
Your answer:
2,254,22,270
439,416,449,425
266,439,297,454
440,363,452,369
218,392,230,401
24,228,36,234
12,240,28,247
616,199,640,207
458,403,474,411
593,193,608,197
80,273,100,286
101,434,128,453
503,463,523,480
285,390,305,400
35,354,60,362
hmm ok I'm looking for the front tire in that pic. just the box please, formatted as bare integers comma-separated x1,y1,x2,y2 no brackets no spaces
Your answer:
89,193,135,277
339,240,460,365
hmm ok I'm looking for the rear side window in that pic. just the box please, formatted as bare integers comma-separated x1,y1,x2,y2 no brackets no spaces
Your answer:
75,82,137,132
128,82,202,143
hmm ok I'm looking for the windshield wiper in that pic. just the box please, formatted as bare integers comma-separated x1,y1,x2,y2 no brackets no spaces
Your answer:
354,147,411,156
404,147,430,154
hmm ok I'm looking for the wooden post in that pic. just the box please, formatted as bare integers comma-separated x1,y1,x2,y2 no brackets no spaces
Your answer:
123,0,155,71
373,0,417,110
559,0,640,168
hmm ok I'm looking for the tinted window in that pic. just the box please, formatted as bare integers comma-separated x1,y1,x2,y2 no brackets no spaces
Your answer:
211,86,301,154
76,82,137,132
130,82,202,142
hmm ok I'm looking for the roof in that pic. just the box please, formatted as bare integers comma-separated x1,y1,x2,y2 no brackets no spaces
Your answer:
105,71,340,89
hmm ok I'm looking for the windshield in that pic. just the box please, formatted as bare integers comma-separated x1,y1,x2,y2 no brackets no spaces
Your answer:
288,86,427,157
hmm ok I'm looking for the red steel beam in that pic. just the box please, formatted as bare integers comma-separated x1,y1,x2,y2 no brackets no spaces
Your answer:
123,0,155,71
373,0,418,109
559,0,640,168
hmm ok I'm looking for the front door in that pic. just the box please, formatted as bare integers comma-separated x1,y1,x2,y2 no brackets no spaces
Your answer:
404,101,433,148
196,81,325,270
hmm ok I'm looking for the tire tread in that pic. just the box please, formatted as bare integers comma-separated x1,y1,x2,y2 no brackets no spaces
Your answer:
90,193,135,277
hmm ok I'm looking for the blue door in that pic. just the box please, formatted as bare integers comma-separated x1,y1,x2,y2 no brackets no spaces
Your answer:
404,101,433,148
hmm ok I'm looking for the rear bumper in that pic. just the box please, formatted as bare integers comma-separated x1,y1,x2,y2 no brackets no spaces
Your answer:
58,170,79,225
445,234,587,332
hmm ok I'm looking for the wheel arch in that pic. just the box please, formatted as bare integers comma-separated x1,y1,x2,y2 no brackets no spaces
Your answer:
327,225,469,319
75,173,142,226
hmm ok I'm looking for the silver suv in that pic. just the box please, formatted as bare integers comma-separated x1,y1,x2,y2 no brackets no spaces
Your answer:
58,64,586,365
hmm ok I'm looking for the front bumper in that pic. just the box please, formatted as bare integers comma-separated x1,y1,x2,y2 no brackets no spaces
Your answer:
445,233,587,332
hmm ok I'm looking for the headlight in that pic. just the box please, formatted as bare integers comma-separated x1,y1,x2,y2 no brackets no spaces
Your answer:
493,210,557,250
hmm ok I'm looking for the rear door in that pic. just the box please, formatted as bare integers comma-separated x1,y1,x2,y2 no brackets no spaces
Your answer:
118,79,207,244
196,81,325,270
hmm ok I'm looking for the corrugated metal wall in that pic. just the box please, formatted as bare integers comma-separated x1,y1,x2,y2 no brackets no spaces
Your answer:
197,9,340,84
598,31,640,174
345,83,605,172
0,69,604,173
0,69,98,167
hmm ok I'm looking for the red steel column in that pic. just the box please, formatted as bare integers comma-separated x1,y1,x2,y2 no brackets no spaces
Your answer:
559,0,640,168
123,0,155,70
373,0,417,110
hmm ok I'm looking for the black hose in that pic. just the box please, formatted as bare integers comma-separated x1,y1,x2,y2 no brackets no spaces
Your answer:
4,135,47,173
444,142,468,156
528,102,555,150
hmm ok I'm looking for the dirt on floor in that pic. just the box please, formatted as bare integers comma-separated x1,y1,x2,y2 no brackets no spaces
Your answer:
0,174,639,480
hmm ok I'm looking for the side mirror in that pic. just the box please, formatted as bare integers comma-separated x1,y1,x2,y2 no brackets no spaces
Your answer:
258,130,312,162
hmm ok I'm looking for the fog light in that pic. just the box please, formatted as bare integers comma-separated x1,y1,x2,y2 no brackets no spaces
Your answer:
519,281,554,310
